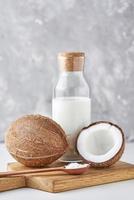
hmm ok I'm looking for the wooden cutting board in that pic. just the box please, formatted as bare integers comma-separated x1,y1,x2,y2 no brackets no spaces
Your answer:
0,161,134,193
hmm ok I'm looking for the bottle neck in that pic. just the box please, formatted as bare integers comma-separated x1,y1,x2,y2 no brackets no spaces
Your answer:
55,70,89,98
59,71,84,77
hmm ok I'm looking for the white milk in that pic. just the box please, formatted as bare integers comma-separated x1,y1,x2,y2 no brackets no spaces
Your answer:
52,97,91,161
52,97,91,135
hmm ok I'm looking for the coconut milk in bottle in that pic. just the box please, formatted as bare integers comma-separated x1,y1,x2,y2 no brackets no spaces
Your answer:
52,52,91,162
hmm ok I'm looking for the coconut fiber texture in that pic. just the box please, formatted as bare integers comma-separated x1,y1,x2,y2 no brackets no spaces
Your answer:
5,115,68,167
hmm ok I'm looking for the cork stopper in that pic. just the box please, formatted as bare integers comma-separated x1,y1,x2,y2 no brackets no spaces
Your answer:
58,52,85,71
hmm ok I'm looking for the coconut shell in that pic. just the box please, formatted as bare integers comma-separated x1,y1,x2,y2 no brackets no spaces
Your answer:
5,115,68,167
77,121,125,168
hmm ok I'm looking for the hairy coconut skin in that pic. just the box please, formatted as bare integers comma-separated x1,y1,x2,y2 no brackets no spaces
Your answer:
5,115,68,167
76,121,125,168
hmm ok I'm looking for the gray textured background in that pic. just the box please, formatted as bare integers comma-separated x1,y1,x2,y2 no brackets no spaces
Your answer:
0,0,134,141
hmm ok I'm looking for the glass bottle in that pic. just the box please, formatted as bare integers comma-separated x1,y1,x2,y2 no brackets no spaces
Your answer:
52,52,91,162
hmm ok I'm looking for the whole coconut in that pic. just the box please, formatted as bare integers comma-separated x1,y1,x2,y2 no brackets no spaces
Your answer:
5,115,68,167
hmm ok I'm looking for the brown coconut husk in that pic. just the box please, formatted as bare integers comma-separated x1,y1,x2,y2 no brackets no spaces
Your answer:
5,115,68,167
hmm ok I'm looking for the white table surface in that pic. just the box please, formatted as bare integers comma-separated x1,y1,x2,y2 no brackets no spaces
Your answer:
0,142,134,200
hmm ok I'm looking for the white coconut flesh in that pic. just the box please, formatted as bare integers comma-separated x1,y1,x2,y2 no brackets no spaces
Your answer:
77,123,123,163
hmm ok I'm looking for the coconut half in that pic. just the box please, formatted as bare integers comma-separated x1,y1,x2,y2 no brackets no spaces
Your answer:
77,121,125,168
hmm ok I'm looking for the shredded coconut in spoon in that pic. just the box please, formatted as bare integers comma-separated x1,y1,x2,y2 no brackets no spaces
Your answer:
65,162,89,169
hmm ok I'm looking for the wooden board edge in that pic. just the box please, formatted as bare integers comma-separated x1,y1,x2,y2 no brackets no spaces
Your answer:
52,168,134,192
26,176,55,193
0,176,26,192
